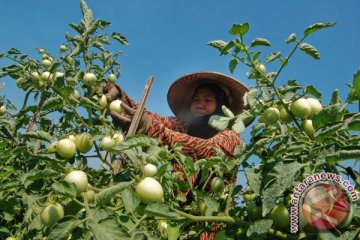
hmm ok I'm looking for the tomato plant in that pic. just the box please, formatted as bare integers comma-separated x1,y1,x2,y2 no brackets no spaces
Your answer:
0,1,359,240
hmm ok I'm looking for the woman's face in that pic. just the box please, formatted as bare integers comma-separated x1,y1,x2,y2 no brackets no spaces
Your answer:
190,87,217,117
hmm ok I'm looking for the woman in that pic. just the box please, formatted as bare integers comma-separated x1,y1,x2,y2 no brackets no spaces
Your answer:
105,71,249,160
104,72,249,239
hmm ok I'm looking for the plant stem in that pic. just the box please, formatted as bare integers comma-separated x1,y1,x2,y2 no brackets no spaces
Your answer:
174,156,196,201
172,209,236,224
129,214,147,233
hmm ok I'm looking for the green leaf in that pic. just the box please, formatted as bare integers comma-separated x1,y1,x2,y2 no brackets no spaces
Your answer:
232,120,245,134
298,43,320,59
220,40,235,55
95,181,133,205
121,189,140,213
229,23,249,36
24,169,60,181
215,229,235,240
353,69,360,96
207,40,228,53
222,105,234,118
80,0,94,27
204,196,220,215
52,181,77,199
312,104,343,129
43,96,64,111
145,202,179,219
21,130,52,142
167,222,181,240
262,161,303,215
304,85,322,98
247,219,273,239
330,89,342,104
245,170,262,196
7,48,21,55
285,33,297,43
48,219,82,240
326,149,360,162
304,22,336,37
208,115,232,130
229,57,238,73
250,38,271,47
112,32,129,45
266,52,281,63
79,96,101,110
89,218,129,240
112,135,158,152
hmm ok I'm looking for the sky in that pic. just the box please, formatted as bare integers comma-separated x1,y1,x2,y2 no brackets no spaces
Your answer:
0,1,359,173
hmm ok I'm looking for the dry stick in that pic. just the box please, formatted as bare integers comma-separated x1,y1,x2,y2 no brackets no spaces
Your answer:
113,76,155,175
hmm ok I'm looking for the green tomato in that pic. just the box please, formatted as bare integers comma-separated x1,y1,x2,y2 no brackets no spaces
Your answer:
0,105,7,115
267,203,290,229
158,220,168,239
109,99,124,114
31,72,40,80
199,201,207,215
81,190,95,203
290,98,311,119
246,202,263,221
301,119,315,136
243,193,256,203
71,90,80,100
143,163,158,177
101,136,115,150
40,203,64,227
64,170,88,194
211,177,225,193
56,139,76,159
59,44,67,52
263,107,280,124
39,48,45,54
279,106,293,123
112,132,124,145
135,177,164,204
108,73,117,83
74,133,93,153
99,95,108,109
83,72,97,86
47,141,58,153
54,71,64,79
307,98,323,117
42,59,52,68
41,71,51,81
257,63,266,73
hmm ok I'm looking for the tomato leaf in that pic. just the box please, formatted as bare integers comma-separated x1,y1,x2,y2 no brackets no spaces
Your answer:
208,115,232,130
145,202,179,219
21,130,52,142
229,57,238,73
95,181,134,205
207,40,228,53
250,38,271,47
23,169,60,181
167,222,181,240
229,23,249,36
298,43,320,60
42,96,64,111
312,104,343,130
52,181,77,199
79,96,101,110
220,40,235,56
7,48,21,55
304,22,336,37
112,32,129,45
121,189,140,213
246,219,273,238
266,52,281,63
353,69,360,96
285,33,297,43
89,218,129,239
48,219,82,240
305,85,322,99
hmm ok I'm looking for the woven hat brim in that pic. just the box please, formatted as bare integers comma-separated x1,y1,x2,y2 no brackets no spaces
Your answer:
167,72,249,123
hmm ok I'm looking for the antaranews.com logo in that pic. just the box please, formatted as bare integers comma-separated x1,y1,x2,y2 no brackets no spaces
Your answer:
290,172,358,233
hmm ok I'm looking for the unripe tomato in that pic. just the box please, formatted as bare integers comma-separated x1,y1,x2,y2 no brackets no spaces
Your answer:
211,177,225,193
56,139,76,159
257,63,266,73
81,190,95,203
108,73,116,83
158,220,168,239
290,98,311,119
47,141,58,153
246,202,263,221
39,48,45,54
143,163,158,177
0,105,7,115
71,90,80,100
31,72,40,80
101,136,115,150
263,107,280,124
42,59,52,68
199,201,207,215
54,72,64,79
74,133,93,153
41,71,51,81
135,177,164,204
41,54,48,60
68,135,76,142
59,44,67,52
99,95,108,109
267,203,290,229
301,119,315,136
64,170,88,194
243,193,256,203
112,132,124,145
109,99,123,114
83,72,97,86
307,98,322,117
40,203,64,227
279,106,293,123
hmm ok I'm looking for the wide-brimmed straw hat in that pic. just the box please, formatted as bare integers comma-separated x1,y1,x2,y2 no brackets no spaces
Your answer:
167,71,249,122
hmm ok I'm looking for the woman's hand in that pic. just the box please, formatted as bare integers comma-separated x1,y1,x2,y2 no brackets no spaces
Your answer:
110,102,152,135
